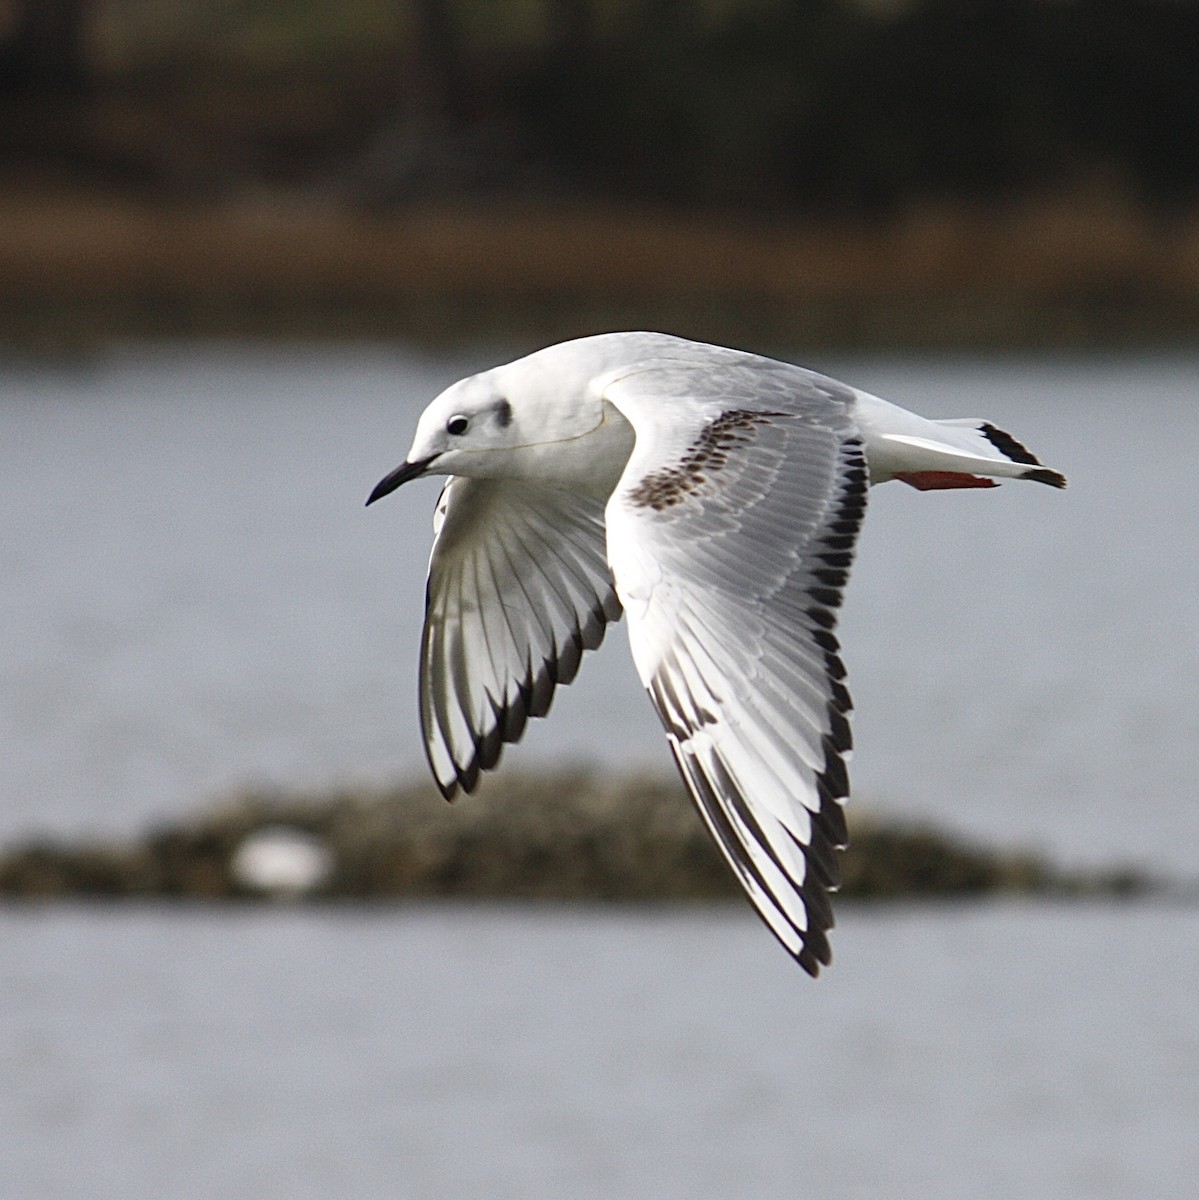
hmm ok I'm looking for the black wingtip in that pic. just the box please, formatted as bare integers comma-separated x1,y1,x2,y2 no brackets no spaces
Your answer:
797,932,832,977
980,422,1040,466
978,423,1066,488
1022,467,1068,488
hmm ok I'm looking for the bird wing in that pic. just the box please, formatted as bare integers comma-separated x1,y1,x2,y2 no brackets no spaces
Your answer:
602,360,867,974
420,475,621,798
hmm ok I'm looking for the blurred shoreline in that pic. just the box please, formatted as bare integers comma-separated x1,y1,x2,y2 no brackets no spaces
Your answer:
0,771,1156,904
5,184,1199,353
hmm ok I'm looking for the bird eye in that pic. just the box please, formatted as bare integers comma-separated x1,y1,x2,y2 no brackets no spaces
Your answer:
446,415,469,436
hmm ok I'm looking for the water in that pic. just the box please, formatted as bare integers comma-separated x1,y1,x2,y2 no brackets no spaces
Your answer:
3,902,1197,1200
2,343,1195,873
3,347,1197,1198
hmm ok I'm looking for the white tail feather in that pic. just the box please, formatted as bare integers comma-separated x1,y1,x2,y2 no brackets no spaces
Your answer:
851,391,1066,487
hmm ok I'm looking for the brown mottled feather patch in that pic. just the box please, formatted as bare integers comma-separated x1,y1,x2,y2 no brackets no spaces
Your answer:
628,409,787,511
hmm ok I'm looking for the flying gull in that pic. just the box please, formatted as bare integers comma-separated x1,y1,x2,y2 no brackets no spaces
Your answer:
366,332,1066,974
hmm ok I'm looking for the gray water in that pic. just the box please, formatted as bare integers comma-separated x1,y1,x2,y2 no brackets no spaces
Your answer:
2,344,1195,872
3,902,1197,1200
3,345,1198,1200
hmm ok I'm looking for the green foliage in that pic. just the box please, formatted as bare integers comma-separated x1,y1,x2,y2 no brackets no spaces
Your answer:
92,0,404,77
7,0,1199,210
510,0,1199,211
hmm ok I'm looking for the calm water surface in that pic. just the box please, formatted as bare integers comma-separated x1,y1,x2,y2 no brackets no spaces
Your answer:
3,353,1197,1199
2,902,1197,1200
2,343,1195,872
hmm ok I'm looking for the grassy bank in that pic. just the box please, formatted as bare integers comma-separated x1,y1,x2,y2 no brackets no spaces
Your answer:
4,186,1199,352
0,772,1152,903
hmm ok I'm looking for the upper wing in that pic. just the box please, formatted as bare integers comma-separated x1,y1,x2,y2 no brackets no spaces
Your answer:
602,361,867,975
420,475,621,797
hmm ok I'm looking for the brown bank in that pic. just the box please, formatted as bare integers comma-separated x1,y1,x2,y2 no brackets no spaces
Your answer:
4,187,1199,352
0,771,1150,903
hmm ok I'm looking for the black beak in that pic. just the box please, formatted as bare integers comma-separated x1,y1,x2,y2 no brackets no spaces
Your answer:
365,457,436,506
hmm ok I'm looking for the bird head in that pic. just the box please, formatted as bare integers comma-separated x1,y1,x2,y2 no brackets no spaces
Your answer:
366,337,641,505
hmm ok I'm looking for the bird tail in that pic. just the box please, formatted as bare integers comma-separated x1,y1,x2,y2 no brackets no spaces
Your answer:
887,418,1068,490
852,391,1067,489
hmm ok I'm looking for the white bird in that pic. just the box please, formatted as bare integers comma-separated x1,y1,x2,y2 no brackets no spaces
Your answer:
230,826,334,898
366,332,1065,974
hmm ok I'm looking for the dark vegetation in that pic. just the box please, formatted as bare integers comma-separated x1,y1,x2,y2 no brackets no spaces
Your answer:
3,1,1198,346
0,773,1153,903
4,1,1199,211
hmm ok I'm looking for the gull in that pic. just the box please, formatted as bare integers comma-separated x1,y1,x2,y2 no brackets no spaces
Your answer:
366,332,1065,974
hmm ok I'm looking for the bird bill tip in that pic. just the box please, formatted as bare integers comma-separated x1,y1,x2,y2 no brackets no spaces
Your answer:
365,457,434,506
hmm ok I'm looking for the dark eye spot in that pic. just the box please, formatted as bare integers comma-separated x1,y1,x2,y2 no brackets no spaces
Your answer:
446,415,469,436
